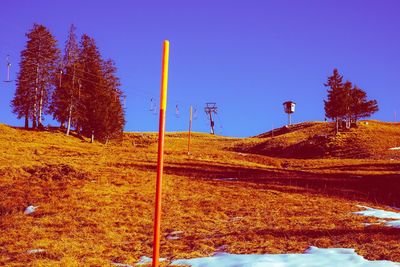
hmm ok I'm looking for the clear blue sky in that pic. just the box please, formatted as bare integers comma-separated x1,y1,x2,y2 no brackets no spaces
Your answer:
0,0,399,137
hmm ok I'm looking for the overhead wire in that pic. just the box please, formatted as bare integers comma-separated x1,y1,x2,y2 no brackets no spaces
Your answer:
1,25,213,126
0,32,164,101
12,43,189,110
0,32,159,100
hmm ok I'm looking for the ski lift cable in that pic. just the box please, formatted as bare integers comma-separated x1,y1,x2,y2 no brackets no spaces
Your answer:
1,37,202,121
0,36,154,99
2,38,160,97
0,36,177,103
19,61,157,103
18,60,199,117
13,52,157,98
22,50,187,104
0,34,129,86
1,35,200,114
0,28,102,77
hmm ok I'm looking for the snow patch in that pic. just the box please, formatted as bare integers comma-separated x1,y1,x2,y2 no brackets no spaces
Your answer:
354,205,400,219
354,205,400,228
167,230,184,240
385,220,400,228
111,262,133,267
27,249,45,254
363,222,383,226
135,256,166,265
24,205,38,215
171,246,400,267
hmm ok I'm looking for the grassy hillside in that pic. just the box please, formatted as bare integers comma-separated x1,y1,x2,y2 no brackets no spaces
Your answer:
234,121,400,159
0,124,399,266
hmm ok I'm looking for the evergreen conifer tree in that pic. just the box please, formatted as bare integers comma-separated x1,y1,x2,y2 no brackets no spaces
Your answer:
324,69,344,133
324,69,379,131
76,34,125,142
349,86,379,123
50,24,80,135
11,24,60,129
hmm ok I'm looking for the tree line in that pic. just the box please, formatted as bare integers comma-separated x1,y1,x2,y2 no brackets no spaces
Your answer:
11,24,125,142
324,69,378,133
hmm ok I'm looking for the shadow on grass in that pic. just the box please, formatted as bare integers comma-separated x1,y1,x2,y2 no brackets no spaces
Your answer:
312,163,400,171
117,160,400,206
185,226,400,241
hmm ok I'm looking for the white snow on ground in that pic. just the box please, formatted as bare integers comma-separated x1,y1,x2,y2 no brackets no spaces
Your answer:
26,249,45,254
111,262,133,267
385,220,400,228
167,230,184,240
354,205,400,228
354,205,400,219
135,256,166,265
171,247,400,267
24,205,38,215
363,219,387,226
112,256,167,266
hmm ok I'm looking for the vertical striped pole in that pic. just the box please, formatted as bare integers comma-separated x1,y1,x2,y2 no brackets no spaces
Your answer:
152,40,169,267
188,106,192,155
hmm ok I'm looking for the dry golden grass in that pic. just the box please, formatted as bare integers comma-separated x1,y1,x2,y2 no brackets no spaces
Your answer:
235,120,400,159
0,123,399,266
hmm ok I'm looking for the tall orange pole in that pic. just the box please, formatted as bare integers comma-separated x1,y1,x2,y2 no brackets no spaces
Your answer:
188,106,192,155
152,40,169,267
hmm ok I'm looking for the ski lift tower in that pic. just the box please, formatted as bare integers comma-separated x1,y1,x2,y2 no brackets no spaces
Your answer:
283,101,296,126
4,55,12,83
204,102,217,134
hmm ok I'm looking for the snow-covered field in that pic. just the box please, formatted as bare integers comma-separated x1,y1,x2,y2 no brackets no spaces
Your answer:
354,205,400,228
126,247,400,267
170,247,400,267
123,206,400,267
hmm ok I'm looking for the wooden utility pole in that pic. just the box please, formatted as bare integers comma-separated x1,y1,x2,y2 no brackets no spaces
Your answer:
152,40,169,267
188,106,192,154
204,102,217,134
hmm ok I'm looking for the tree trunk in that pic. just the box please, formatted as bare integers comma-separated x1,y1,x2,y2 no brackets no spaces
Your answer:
335,117,338,134
24,113,29,129
33,66,39,129
32,113,37,129
66,104,73,136
38,88,44,128
91,130,94,143
76,124,81,136
33,88,38,129
67,67,76,136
